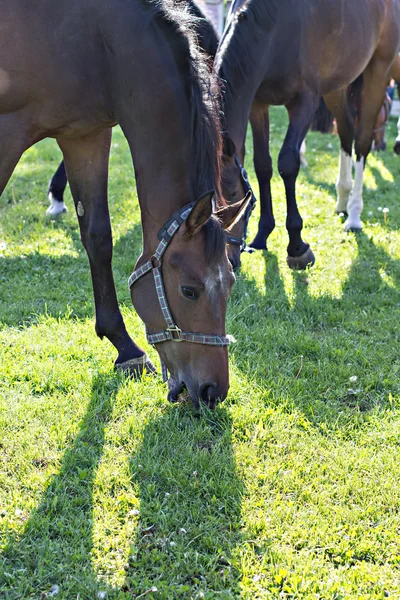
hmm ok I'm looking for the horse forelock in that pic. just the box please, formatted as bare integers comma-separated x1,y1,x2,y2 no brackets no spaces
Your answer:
202,215,226,266
140,0,222,209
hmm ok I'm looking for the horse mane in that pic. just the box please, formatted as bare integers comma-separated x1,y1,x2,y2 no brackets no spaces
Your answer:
216,0,279,121
184,0,219,60
139,0,222,208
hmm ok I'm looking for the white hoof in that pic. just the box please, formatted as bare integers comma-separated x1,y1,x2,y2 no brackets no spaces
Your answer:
47,193,67,216
344,217,362,232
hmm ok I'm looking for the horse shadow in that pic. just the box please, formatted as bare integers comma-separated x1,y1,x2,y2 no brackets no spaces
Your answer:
0,372,120,599
229,229,400,429
0,383,244,599
0,217,143,328
121,404,243,598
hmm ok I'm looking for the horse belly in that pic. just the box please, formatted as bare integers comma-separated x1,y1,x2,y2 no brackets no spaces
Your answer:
0,1,113,138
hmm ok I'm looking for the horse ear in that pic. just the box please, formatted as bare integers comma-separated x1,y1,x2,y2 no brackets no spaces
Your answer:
217,191,252,230
222,136,236,158
186,191,214,236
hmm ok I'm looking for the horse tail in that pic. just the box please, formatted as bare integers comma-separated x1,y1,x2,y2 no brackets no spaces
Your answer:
310,97,334,134
347,74,364,122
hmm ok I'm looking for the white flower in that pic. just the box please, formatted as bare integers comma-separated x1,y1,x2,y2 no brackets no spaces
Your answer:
98,592,107,600
179,528,187,534
349,375,357,383
383,208,389,214
227,334,237,343
49,585,60,597
129,509,140,517
378,207,383,211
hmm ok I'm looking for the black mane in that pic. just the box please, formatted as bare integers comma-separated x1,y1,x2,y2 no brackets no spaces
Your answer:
185,0,219,59
202,215,226,265
216,0,279,117
142,0,222,206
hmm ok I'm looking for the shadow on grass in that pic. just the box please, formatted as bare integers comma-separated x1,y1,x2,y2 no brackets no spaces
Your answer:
0,220,143,328
0,372,120,599
230,230,400,429
0,386,244,599
122,405,243,599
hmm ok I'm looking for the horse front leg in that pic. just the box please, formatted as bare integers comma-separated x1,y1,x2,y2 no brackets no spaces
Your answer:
278,92,317,269
58,130,153,376
248,101,275,251
47,160,68,216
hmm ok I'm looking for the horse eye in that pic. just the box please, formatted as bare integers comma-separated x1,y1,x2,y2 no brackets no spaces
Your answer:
181,286,198,300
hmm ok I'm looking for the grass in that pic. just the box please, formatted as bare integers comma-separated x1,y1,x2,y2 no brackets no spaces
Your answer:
0,107,400,599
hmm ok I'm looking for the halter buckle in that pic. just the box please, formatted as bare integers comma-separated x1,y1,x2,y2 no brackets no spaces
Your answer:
167,326,183,341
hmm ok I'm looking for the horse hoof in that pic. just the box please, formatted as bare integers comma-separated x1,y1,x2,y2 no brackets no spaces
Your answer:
115,354,157,378
394,141,400,155
344,219,362,233
286,246,315,270
248,236,268,251
47,193,67,216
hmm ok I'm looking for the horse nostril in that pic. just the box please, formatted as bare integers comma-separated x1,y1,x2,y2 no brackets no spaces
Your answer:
198,381,218,406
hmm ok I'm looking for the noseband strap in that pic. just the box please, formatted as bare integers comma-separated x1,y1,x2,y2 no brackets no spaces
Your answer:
225,155,257,252
128,201,230,382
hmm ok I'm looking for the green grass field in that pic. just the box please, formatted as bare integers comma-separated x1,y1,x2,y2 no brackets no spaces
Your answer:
1,107,399,599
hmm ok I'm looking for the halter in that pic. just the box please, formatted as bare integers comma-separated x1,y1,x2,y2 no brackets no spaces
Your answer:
128,200,230,382
225,155,257,252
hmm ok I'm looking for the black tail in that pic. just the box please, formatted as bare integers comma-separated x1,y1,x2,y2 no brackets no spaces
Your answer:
347,74,364,122
310,98,334,134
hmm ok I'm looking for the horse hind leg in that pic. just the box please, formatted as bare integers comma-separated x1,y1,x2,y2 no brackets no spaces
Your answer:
349,57,394,231
324,88,355,217
58,129,154,377
394,117,400,154
47,160,68,216
300,138,308,167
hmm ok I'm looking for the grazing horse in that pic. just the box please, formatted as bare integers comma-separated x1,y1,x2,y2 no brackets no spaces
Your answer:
216,0,400,269
0,0,247,407
46,0,220,217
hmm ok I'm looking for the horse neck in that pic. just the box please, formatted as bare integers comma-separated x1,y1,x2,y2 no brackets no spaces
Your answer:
127,121,194,256
216,23,262,154
115,34,209,257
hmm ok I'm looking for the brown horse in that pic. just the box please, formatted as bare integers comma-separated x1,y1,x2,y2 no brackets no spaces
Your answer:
217,0,400,269
0,0,247,407
45,0,220,217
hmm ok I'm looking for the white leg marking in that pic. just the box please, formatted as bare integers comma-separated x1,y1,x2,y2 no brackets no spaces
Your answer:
47,192,67,216
344,157,364,231
336,149,353,213
300,138,308,167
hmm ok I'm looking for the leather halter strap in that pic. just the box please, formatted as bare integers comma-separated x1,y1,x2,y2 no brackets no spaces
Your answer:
128,200,230,382
225,155,257,252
